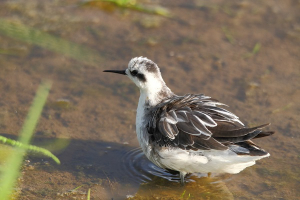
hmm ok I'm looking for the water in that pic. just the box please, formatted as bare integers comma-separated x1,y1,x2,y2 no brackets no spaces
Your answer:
121,147,181,183
0,0,299,199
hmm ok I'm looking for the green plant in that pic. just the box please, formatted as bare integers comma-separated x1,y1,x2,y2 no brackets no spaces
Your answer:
0,135,60,164
82,0,171,17
0,19,102,66
0,80,59,199
87,188,91,200
243,42,261,58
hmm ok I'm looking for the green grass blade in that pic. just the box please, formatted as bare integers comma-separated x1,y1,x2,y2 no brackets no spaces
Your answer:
222,26,235,44
18,81,52,144
243,42,261,58
84,0,171,17
181,190,186,198
0,81,52,200
252,42,261,54
0,135,60,164
0,19,102,66
87,188,91,200
71,185,83,192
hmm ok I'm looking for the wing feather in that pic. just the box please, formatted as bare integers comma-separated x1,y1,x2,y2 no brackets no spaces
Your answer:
212,123,270,137
176,111,189,122
148,94,272,151
193,111,217,127
192,136,227,150
158,120,174,139
164,112,177,124
177,122,202,136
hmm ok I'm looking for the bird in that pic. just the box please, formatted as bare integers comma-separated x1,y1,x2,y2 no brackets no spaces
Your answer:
104,56,274,185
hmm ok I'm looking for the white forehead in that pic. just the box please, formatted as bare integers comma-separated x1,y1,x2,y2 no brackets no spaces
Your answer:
128,56,147,68
128,56,159,74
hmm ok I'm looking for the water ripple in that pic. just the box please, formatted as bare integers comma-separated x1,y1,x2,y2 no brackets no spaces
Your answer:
121,147,180,184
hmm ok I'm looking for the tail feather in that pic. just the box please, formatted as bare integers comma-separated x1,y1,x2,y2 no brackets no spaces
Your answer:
213,123,274,144
214,130,262,143
253,131,275,139
231,141,269,156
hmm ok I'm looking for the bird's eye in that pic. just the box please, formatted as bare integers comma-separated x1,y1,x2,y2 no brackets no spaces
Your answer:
131,70,138,76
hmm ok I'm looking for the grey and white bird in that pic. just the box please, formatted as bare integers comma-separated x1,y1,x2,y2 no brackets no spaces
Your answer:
104,57,273,184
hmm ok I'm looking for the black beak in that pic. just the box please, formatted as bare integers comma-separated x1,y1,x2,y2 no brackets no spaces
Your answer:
103,69,126,75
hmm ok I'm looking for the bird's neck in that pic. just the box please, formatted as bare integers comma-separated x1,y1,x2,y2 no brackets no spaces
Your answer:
135,81,173,153
136,83,173,141
139,83,173,108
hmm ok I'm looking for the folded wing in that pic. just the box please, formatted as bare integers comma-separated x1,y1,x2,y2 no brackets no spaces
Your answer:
148,94,272,152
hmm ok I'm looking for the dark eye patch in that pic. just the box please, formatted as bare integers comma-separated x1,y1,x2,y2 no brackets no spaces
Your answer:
131,70,138,76
130,70,146,82
137,73,146,82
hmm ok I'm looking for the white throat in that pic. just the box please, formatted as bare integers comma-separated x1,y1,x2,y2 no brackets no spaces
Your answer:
140,81,171,107
136,78,173,130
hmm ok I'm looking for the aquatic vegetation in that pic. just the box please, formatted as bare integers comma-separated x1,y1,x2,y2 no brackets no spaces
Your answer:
180,190,192,199
0,135,60,164
0,0,298,199
222,26,235,44
0,19,102,66
139,16,162,29
252,43,261,54
82,0,171,17
56,185,91,198
87,188,91,200
196,3,237,17
243,42,261,58
0,81,58,200
47,99,72,110
0,48,24,56
272,103,293,114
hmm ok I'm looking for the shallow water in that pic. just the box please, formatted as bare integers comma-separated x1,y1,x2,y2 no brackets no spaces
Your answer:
0,0,299,199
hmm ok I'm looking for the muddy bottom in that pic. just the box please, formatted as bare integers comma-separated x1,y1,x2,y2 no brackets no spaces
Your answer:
0,0,299,199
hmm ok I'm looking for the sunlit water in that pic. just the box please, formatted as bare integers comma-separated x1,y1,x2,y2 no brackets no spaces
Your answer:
0,0,299,199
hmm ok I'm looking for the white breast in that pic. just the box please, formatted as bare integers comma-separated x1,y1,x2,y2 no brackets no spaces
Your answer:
135,92,150,153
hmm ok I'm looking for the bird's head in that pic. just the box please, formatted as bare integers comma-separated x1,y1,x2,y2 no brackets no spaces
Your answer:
104,57,165,92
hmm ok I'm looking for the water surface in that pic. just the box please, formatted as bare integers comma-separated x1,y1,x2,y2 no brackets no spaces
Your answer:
0,0,299,199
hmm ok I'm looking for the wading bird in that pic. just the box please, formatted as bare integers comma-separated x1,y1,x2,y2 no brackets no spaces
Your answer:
104,57,273,185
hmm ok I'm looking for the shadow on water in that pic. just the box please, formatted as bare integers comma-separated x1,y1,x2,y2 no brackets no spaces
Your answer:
1,134,234,199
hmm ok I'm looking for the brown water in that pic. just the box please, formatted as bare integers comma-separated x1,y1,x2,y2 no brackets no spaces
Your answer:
0,0,299,199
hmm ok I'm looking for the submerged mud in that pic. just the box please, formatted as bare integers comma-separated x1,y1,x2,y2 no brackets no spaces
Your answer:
0,0,299,199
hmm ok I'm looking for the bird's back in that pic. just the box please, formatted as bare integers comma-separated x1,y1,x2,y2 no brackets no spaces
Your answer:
141,94,273,174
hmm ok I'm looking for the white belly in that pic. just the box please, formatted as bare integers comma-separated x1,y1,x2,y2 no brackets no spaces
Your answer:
156,148,269,174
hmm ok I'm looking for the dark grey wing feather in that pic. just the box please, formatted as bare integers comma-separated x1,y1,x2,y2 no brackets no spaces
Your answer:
177,121,210,139
177,133,194,147
187,113,211,139
175,111,189,122
192,135,228,150
148,94,272,152
215,130,262,143
168,110,178,122
253,131,274,139
193,111,217,127
164,112,177,124
231,141,269,156
158,119,176,139
211,123,270,137
203,106,243,125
